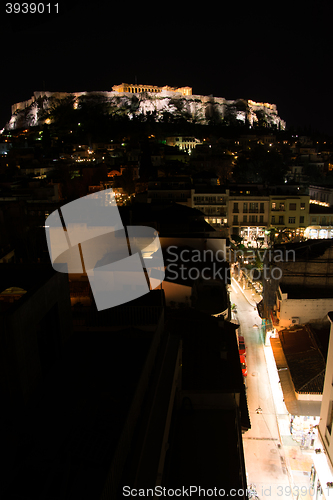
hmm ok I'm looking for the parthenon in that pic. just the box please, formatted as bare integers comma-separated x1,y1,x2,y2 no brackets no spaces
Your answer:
112,83,192,96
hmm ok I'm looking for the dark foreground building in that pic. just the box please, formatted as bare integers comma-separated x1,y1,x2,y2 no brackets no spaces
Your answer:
0,263,248,499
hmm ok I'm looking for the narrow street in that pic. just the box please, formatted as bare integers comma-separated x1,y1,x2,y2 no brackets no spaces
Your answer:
230,278,292,499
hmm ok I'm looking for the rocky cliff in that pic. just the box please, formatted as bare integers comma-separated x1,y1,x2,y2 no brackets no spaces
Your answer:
6,90,286,130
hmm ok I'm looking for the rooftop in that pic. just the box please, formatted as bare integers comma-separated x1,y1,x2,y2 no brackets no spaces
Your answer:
279,324,327,393
166,309,244,393
280,283,333,299
275,239,333,260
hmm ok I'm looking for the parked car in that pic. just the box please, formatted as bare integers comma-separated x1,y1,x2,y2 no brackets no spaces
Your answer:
240,354,247,377
238,336,246,356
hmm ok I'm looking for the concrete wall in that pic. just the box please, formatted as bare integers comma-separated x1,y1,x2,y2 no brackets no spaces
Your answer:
319,313,333,462
279,297,333,328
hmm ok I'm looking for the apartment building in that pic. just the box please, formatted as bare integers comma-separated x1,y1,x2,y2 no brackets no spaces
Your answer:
269,194,309,237
147,180,325,245
229,194,270,244
147,177,192,205
305,205,333,239
191,187,229,232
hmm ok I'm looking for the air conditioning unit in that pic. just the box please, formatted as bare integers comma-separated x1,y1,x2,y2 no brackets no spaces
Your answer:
292,317,300,324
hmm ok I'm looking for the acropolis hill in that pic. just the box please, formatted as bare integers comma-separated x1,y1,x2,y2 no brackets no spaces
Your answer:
6,83,286,130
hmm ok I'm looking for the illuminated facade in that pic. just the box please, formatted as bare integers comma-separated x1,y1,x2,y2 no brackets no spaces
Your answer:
112,83,192,96
166,136,202,151
6,86,286,131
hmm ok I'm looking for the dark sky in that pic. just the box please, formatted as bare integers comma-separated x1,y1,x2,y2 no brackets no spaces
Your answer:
1,1,333,135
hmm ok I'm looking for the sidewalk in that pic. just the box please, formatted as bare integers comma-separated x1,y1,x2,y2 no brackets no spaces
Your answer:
232,277,318,499
264,343,317,500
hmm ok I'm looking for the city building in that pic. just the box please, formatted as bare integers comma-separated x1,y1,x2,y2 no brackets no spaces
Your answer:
269,193,309,239
228,186,270,245
309,185,333,206
262,240,333,327
275,284,333,329
306,204,333,239
315,312,333,497
191,186,229,235
147,177,192,205
164,309,249,495
166,136,202,151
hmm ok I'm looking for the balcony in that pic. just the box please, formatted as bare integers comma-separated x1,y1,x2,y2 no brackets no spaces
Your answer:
195,201,226,205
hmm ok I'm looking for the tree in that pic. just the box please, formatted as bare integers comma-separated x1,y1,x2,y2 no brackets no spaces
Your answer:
232,145,288,185
48,94,77,130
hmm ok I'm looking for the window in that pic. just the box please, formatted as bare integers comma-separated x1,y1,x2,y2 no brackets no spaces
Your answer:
233,215,238,224
279,203,285,211
233,203,239,213
249,202,258,213
311,217,317,224
259,215,264,223
260,202,265,213
272,202,276,210
278,216,284,224
300,203,305,210
288,217,296,224
289,203,297,210
300,216,304,224
249,215,258,223
271,216,275,223
243,203,248,213
243,215,247,223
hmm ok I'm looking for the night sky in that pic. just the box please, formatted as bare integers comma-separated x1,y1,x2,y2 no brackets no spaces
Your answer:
2,1,333,135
